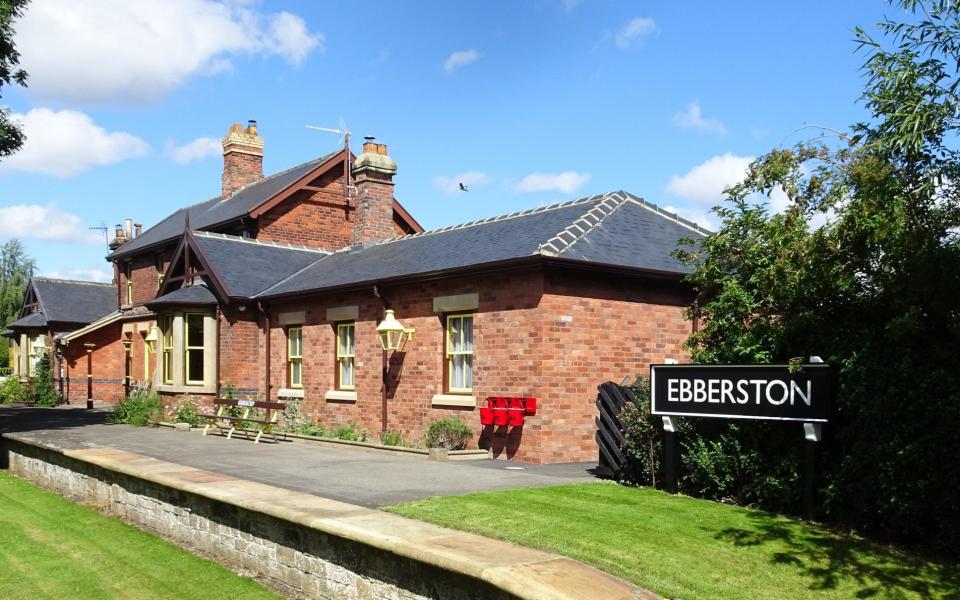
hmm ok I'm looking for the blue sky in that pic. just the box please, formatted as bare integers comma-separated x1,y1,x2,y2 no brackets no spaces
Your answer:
0,0,888,281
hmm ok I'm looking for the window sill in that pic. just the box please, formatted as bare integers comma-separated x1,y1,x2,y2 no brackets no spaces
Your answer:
431,394,476,408
277,388,304,399
324,390,357,402
157,383,216,395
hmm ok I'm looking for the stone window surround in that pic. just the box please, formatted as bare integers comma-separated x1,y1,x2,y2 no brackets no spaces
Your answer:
155,309,217,395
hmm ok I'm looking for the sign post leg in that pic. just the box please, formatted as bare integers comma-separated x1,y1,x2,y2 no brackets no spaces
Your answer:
662,416,677,494
802,422,822,520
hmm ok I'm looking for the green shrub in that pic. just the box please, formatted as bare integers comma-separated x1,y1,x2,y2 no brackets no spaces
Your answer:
380,430,408,447
298,422,326,437
0,376,26,405
111,391,162,426
31,354,58,407
332,424,358,441
172,397,203,426
424,417,472,450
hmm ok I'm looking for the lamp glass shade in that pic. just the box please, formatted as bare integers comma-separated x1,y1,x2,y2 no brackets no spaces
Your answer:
376,309,407,351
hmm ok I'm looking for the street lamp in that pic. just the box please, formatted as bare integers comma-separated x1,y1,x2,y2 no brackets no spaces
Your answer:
375,309,415,352
375,309,415,436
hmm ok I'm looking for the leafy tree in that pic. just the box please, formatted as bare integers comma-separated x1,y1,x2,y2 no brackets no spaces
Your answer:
0,1,28,159
31,353,56,406
0,239,34,367
675,0,960,554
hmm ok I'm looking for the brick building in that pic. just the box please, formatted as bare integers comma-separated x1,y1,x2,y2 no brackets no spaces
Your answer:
20,121,706,463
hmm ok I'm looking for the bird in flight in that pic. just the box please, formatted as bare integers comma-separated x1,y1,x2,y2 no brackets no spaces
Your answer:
459,182,469,192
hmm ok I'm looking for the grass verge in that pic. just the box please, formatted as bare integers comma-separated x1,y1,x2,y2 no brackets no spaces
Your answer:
385,482,960,600
0,471,278,600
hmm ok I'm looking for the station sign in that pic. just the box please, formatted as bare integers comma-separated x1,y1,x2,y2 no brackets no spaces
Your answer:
650,364,833,422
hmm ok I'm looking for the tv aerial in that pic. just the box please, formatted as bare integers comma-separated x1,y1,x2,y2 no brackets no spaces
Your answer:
306,117,353,207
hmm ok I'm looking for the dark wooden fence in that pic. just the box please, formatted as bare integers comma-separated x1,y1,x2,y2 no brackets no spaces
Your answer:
595,381,634,478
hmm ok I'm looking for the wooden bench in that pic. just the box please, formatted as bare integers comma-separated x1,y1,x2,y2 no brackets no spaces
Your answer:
201,398,287,443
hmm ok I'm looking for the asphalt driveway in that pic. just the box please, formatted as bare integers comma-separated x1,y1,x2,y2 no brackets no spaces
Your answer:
0,407,597,507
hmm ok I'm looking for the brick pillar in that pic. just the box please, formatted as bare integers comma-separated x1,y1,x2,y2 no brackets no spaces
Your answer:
221,120,264,199
351,138,396,245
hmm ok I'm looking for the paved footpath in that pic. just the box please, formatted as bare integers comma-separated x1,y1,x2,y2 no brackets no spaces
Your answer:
0,407,596,507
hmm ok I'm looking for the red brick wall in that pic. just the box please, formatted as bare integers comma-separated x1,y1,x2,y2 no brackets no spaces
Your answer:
222,145,263,199
535,270,694,463
218,306,263,398
60,321,125,405
117,246,171,307
263,267,693,463
352,169,395,245
257,169,410,250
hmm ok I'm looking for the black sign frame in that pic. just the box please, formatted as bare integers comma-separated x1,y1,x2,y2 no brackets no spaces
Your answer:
650,363,834,423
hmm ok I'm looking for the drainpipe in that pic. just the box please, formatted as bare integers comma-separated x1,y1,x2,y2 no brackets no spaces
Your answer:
373,285,389,435
257,302,270,401
215,306,221,397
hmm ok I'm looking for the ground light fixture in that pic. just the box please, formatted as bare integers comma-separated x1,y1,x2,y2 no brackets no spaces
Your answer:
375,309,415,352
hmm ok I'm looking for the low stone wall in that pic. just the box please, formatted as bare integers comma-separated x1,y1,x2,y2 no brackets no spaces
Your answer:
4,439,509,600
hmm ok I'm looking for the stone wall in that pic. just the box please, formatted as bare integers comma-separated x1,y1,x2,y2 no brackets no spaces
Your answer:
5,439,512,600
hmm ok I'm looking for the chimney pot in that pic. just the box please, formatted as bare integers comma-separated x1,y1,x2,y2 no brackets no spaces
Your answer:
124,218,133,239
134,223,142,237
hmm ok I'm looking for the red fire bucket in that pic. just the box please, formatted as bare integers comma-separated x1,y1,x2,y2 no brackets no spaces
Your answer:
508,408,524,427
479,407,494,425
493,407,509,426
523,397,537,416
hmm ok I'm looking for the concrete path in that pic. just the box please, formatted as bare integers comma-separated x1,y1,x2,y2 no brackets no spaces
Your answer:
0,407,597,507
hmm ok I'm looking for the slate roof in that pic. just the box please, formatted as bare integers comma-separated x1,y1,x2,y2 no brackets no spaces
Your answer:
193,233,330,298
8,311,47,330
106,153,337,260
255,191,707,299
29,278,117,325
146,283,219,307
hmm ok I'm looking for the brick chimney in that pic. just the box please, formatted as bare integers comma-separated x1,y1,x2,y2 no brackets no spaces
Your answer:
221,120,264,199
351,136,396,245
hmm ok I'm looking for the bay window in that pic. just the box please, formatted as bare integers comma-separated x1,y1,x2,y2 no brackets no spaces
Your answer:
184,313,205,385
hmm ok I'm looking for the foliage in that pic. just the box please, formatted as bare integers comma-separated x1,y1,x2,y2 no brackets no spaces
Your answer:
297,422,326,437
172,397,203,427
672,0,960,553
330,422,367,442
0,374,25,404
0,240,35,368
30,353,57,407
619,376,666,486
387,483,960,600
0,1,28,161
423,417,472,450
110,391,162,427
380,430,409,447
0,472,279,599
281,398,308,432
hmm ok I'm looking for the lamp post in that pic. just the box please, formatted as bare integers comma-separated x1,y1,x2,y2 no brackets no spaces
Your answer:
375,310,415,435
122,339,133,398
84,343,96,409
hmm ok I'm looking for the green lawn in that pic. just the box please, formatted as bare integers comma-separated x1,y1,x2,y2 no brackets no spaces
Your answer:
0,472,278,600
386,482,960,600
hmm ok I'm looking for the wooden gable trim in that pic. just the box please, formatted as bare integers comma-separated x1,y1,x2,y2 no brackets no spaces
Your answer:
18,281,39,319
247,148,424,234
156,230,231,303
249,149,349,219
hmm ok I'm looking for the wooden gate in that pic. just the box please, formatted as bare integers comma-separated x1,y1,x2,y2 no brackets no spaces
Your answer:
595,381,634,477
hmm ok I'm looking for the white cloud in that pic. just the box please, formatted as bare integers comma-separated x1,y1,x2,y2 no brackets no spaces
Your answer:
664,205,718,231
444,49,479,73
515,171,591,195
166,137,221,164
559,0,581,11
0,108,149,177
40,267,113,283
0,204,104,244
615,17,657,49
432,171,491,195
16,0,323,105
673,102,727,134
666,153,754,203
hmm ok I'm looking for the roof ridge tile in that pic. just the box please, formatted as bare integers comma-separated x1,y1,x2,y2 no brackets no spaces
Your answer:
536,191,629,256
193,230,332,254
